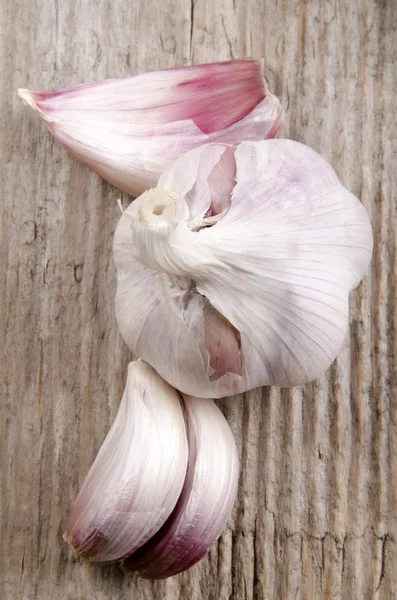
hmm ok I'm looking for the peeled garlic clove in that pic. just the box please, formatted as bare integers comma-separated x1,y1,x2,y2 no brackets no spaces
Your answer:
122,395,239,579
114,140,373,397
17,60,283,197
64,361,188,562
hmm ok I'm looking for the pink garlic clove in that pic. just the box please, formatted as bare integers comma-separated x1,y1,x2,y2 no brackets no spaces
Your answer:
18,60,283,197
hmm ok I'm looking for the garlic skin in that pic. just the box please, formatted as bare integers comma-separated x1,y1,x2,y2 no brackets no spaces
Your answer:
114,140,373,397
64,360,188,562
122,396,239,579
17,60,283,197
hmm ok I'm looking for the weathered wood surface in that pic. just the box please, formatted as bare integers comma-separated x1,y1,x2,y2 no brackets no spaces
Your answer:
1,0,396,598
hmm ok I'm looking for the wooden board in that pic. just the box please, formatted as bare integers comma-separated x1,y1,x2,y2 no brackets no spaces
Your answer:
1,0,396,598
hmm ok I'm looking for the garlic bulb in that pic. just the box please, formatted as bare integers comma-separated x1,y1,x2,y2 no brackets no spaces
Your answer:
64,361,239,576
122,395,239,579
17,60,283,197
64,360,188,562
114,140,373,398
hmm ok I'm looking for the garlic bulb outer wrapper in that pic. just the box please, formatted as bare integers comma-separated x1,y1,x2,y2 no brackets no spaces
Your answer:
114,140,373,397
122,396,239,579
17,60,284,197
64,361,188,562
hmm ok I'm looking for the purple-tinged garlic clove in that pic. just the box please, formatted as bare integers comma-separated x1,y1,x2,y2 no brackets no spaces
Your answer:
64,361,188,562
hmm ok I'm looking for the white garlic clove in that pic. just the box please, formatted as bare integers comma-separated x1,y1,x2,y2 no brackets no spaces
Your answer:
122,395,239,579
17,60,283,197
64,361,188,562
114,140,373,397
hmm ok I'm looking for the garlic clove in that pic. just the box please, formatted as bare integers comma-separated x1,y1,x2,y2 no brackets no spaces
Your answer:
203,302,242,382
17,60,283,197
64,361,188,562
122,395,239,579
114,140,373,397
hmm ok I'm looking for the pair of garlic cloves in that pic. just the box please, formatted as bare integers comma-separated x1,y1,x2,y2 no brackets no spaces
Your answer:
64,361,239,578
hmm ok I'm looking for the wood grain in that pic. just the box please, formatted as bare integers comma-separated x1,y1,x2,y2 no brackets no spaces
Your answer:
1,0,396,598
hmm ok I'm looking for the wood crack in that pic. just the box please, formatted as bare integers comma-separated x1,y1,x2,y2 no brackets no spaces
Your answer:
221,16,235,60
375,534,391,592
189,0,195,61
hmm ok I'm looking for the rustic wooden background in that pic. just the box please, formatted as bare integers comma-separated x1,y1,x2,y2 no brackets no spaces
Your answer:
1,0,396,598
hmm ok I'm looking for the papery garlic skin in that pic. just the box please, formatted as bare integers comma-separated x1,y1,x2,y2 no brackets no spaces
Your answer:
122,396,239,579
64,360,188,562
114,140,373,397
17,60,283,197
